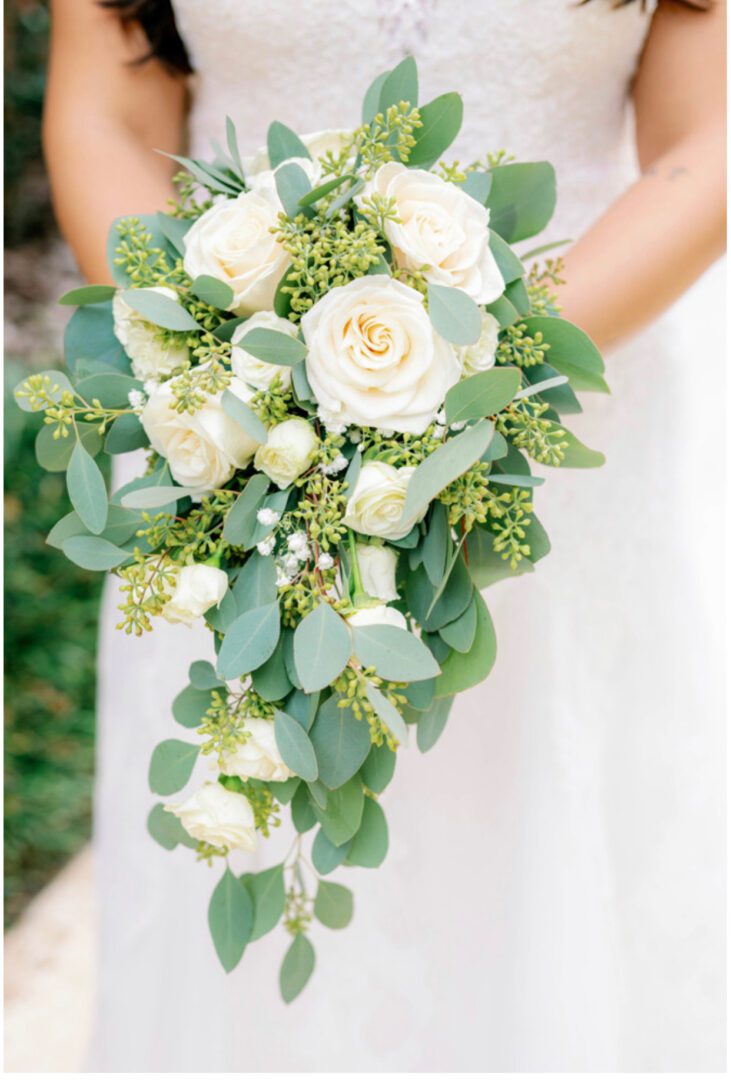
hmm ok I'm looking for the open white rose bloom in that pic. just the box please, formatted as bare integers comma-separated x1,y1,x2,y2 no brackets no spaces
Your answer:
16,56,608,1001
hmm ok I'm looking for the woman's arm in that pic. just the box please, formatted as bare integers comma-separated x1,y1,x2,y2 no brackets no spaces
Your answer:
554,0,725,351
44,0,188,283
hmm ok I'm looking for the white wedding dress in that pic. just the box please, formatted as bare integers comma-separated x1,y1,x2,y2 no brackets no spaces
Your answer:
87,0,725,1071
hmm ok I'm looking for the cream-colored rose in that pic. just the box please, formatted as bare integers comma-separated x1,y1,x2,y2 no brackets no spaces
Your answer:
356,542,399,601
231,311,298,391
254,417,318,489
165,781,257,852
220,718,293,783
343,460,426,541
359,163,504,304
112,287,189,380
141,375,261,493
347,603,408,631
302,276,460,434
456,310,500,377
161,564,228,626
182,191,289,316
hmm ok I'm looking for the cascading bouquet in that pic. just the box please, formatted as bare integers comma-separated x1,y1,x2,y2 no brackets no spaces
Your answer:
15,57,608,1001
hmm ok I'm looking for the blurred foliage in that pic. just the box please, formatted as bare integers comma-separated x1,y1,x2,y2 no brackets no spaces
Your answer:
4,362,106,925
4,0,54,246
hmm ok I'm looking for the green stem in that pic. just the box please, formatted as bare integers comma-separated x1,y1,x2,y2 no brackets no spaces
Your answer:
347,529,370,607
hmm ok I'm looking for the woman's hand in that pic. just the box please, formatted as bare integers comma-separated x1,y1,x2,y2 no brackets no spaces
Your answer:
554,0,726,351
44,0,188,283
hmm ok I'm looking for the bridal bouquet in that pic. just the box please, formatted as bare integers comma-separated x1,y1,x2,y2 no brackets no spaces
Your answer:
16,57,607,1001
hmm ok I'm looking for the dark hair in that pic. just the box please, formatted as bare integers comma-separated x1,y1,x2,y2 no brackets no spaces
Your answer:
101,0,192,74
108,0,711,77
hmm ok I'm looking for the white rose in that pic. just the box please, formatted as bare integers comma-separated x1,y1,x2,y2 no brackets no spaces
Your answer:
254,417,318,489
112,287,189,381
343,460,426,541
356,542,399,601
141,375,261,493
347,604,408,631
183,191,289,316
359,163,504,304
456,310,500,377
161,564,228,626
302,276,460,435
220,718,293,783
165,781,257,852
231,311,298,391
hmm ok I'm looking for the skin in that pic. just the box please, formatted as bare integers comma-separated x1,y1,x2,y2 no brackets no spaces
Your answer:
44,0,726,349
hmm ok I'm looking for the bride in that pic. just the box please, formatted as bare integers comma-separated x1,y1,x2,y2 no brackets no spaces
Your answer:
43,0,725,1071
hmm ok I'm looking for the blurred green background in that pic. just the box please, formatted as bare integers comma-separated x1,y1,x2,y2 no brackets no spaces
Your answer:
5,0,100,925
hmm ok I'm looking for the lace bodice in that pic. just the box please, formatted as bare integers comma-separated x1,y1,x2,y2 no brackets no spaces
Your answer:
171,0,655,240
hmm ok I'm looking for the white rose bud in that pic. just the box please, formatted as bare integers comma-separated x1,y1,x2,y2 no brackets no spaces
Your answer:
220,718,293,783
343,460,426,541
359,163,504,304
230,311,298,391
141,374,261,493
165,781,257,852
161,564,228,626
254,417,318,490
347,604,408,631
302,276,460,435
183,191,289,316
356,542,399,601
112,287,189,381
456,310,500,377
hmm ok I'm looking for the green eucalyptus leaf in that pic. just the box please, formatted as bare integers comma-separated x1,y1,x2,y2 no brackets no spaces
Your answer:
241,864,286,942
435,592,497,696
148,739,199,796
67,441,108,535
156,212,190,256
314,881,354,930
519,317,609,394
487,161,557,243
279,934,315,1003
208,867,254,973
364,683,409,745
351,624,440,682
408,91,463,168
64,301,129,374
217,602,281,680
35,422,102,473
120,484,197,509
232,551,278,613
146,803,197,851
400,420,493,525
293,603,352,693
267,121,311,169
291,784,317,833
312,776,364,847
235,328,306,367
359,743,396,794
275,161,313,218
188,660,223,690
105,412,148,454
252,639,292,702
119,288,200,332
190,274,234,310
427,284,482,346
379,54,418,111
173,684,215,728
445,368,521,425
58,284,117,306
274,709,319,782
309,696,371,790
439,592,478,652
346,798,389,869
311,829,352,875
416,695,455,752
488,230,524,285
222,474,270,547
362,69,389,122
221,389,268,444
62,534,131,571
15,369,73,413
